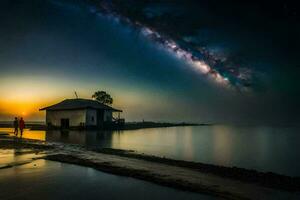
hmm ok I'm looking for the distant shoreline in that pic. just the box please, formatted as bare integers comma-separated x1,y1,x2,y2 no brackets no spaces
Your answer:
0,121,211,131
121,122,211,130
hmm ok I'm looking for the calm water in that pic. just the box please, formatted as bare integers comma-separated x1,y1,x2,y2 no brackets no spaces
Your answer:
0,158,216,200
2,125,300,176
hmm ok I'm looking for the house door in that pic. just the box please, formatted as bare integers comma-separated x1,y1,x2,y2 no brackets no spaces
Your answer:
97,110,104,128
61,118,69,129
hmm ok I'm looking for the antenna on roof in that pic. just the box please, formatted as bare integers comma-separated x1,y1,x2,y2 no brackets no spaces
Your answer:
74,91,78,99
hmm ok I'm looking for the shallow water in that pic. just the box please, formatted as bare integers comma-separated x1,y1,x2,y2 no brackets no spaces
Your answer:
2,125,300,176
0,159,217,200
0,149,44,168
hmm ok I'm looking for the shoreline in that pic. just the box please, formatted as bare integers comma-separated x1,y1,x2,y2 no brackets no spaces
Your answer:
0,133,299,200
0,121,209,131
91,148,300,191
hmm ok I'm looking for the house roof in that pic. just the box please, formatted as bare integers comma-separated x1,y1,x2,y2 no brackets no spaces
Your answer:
39,99,122,112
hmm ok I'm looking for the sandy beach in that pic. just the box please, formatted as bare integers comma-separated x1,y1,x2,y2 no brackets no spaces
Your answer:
0,132,299,200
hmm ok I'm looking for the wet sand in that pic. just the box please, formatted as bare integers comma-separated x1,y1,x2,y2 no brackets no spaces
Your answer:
0,133,299,200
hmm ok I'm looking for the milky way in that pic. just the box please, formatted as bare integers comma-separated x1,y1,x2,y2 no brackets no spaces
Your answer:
140,27,231,88
73,0,253,91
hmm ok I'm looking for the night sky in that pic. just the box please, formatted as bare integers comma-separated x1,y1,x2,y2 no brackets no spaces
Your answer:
0,0,299,124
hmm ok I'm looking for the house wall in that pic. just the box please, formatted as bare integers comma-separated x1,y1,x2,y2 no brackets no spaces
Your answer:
46,109,114,128
46,109,86,127
86,109,97,126
104,110,113,122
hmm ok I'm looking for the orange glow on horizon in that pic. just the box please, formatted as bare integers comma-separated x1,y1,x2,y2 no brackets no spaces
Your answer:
0,99,43,119
0,95,64,120
0,76,66,120
0,75,173,121
0,76,82,120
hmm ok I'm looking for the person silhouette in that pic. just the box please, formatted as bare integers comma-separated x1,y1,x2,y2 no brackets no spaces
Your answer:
19,117,25,136
13,117,19,136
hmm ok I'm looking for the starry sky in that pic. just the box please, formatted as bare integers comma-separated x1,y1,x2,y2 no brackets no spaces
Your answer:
0,0,299,124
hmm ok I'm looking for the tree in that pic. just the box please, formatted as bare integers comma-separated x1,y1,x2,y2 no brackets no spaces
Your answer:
92,91,113,105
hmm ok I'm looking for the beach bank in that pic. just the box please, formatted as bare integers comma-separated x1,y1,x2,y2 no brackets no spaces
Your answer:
0,121,205,131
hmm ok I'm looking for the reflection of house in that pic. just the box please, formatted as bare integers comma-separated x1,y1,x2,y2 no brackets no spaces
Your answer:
40,98,122,129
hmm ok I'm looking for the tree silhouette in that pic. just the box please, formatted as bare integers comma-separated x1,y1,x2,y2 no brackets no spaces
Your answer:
92,91,113,105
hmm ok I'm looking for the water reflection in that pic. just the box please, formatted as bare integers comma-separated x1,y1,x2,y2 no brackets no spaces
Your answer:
2,128,46,141
0,149,45,167
45,130,114,148
212,125,233,165
1,125,300,176
0,160,215,200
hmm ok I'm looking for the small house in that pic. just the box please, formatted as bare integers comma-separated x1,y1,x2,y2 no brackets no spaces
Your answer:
40,98,122,129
